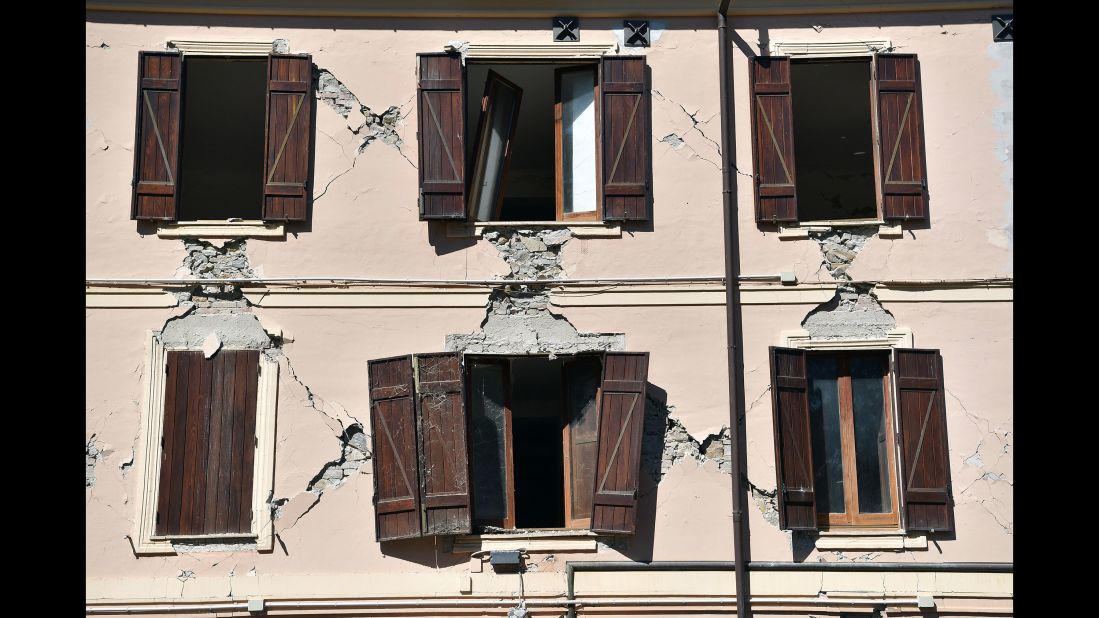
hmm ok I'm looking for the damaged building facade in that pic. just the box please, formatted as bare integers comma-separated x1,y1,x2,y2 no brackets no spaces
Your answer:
86,0,1013,616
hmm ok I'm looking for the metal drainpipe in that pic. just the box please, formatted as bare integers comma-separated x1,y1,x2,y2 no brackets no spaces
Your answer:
717,1,752,617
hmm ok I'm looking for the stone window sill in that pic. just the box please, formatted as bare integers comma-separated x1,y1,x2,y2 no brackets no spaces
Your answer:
777,220,902,240
448,529,600,554
447,220,621,239
814,529,928,551
156,220,286,239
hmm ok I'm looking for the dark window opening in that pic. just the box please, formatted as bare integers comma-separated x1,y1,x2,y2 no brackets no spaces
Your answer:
178,57,267,221
467,354,602,530
791,60,877,221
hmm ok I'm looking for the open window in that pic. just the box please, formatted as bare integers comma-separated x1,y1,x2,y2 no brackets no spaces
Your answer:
368,351,649,541
768,347,954,533
130,51,314,223
416,53,650,224
750,54,928,224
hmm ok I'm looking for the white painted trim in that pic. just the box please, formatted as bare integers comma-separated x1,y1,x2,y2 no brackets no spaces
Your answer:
86,289,178,308
167,40,277,56
462,43,616,60
815,531,927,550
446,220,621,238
771,39,892,58
133,335,278,555
781,327,914,349
156,221,286,239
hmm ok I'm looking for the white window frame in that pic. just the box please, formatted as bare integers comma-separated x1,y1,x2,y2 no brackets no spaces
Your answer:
132,331,278,555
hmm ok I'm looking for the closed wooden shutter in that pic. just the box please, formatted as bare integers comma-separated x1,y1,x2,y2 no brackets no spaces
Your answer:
156,350,259,536
263,54,313,222
368,355,423,541
131,51,183,221
414,352,472,535
768,347,817,530
875,54,929,222
600,55,651,222
893,348,954,533
750,57,798,224
417,53,466,220
591,352,649,534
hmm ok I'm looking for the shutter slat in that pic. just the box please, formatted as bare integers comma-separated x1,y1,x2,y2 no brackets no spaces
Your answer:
417,54,466,220
131,51,182,221
600,55,651,222
750,57,798,224
591,352,649,534
414,352,472,536
893,348,954,533
876,54,929,222
369,355,423,541
768,347,818,530
262,54,313,222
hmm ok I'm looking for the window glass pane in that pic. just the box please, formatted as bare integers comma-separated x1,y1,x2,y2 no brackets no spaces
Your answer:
564,356,602,521
850,354,892,514
560,68,597,214
469,73,522,221
807,355,845,513
469,362,508,522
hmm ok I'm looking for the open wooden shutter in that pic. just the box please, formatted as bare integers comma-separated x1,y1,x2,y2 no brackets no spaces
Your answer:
768,347,817,530
368,355,422,541
600,55,651,222
414,352,472,535
262,54,313,222
875,54,929,222
750,57,798,224
417,53,466,220
591,352,649,534
131,51,182,221
893,348,954,533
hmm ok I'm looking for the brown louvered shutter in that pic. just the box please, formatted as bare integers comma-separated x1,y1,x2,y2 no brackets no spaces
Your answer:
414,352,472,535
591,352,649,534
417,53,466,220
875,54,929,222
893,348,954,533
156,350,259,536
600,55,651,222
131,51,183,221
368,355,423,541
263,54,314,222
750,57,798,224
768,347,817,530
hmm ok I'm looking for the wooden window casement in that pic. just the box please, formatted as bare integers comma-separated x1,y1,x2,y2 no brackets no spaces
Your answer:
368,351,649,541
768,347,954,533
749,54,928,225
416,53,651,224
131,51,315,223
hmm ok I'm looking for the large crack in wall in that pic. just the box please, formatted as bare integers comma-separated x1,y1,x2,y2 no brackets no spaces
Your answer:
316,68,415,167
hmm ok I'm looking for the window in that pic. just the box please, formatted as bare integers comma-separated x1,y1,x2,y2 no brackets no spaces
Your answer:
130,51,314,224
750,54,929,225
133,336,279,554
416,53,651,224
368,351,649,541
769,347,955,533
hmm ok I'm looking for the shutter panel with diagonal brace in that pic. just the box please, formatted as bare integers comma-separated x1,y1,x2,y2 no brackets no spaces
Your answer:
368,355,423,541
893,348,954,533
262,54,313,222
769,346,817,530
875,54,929,222
750,57,798,224
600,55,651,222
417,53,466,220
131,51,183,221
591,352,649,534
414,352,472,535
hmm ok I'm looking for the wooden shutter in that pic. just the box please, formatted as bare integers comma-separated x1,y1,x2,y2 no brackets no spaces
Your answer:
417,53,466,220
156,350,259,536
750,57,798,224
414,352,472,535
263,54,313,222
591,352,649,534
893,348,954,533
768,347,817,530
600,55,651,222
369,355,423,541
131,51,183,221
875,54,929,222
